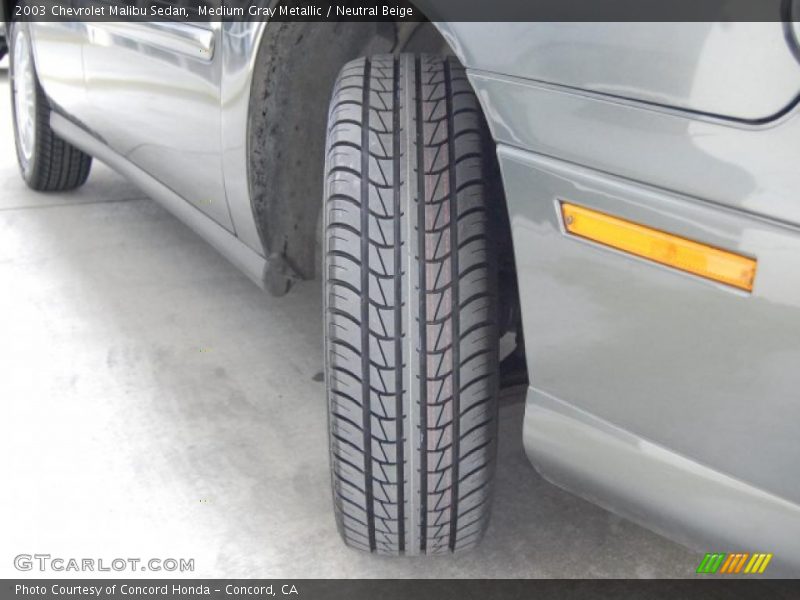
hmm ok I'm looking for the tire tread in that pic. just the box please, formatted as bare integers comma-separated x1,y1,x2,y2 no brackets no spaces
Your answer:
325,54,498,556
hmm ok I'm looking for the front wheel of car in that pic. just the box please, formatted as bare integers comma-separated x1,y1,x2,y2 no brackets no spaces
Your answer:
323,54,499,556
9,23,92,191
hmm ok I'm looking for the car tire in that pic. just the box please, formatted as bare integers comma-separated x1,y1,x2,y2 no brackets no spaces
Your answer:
323,54,499,555
9,24,92,191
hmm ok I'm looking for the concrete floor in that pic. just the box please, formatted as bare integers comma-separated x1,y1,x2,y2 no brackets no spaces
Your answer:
0,60,699,578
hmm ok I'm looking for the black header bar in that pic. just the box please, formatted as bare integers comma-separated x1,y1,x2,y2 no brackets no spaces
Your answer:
7,0,799,22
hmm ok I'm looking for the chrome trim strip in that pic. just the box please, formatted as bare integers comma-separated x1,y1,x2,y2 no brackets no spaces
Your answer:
86,22,214,61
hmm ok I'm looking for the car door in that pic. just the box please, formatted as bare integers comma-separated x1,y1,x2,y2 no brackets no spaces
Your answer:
79,1,233,230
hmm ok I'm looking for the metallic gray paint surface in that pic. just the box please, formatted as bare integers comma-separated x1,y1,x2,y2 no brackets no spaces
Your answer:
50,112,268,290
80,21,234,230
468,71,800,229
449,23,800,562
501,146,800,562
28,23,87,118
501,147,800,504
32,20,268,253
438,22,800,121
524,388,800,573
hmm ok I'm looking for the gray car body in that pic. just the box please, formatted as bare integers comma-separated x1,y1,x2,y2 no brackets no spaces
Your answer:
23,19,800,572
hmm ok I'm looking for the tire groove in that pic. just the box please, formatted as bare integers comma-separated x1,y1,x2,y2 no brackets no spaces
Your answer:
392,58,406,555
444,58,461,552
360,59,377,553
415,55,428,554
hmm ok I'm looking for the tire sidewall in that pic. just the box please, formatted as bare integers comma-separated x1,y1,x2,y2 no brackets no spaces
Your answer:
9,22,38,183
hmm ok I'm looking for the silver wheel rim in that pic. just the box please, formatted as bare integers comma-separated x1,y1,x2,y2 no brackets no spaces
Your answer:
13,30,36,162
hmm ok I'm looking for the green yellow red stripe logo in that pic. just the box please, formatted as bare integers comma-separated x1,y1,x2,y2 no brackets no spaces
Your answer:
696,552,773,574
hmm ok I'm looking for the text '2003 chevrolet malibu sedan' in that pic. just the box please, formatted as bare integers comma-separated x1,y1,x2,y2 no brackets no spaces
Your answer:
5,5,800,574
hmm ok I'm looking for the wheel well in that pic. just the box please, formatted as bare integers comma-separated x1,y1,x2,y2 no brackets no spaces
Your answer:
247,17,453,293
246,14,524,383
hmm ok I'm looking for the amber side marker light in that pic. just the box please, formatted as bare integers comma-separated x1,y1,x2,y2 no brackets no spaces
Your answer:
560,202,756,292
